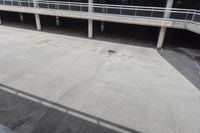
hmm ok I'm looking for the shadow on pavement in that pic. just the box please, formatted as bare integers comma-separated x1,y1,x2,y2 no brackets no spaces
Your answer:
0,11,157,48
0,83,142,133
160,29,200,90
159,48,200,90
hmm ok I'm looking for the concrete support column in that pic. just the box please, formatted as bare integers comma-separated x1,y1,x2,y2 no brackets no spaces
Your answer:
0,18,2,25
88,19,93,38
19,13,24,22
100,21,105,32
33,0,41,30
164,0,175,18
156,0,174,49
35,14,41,30
157,27,167,49
56,16,60,26
88,0,93,38
100,0,105,32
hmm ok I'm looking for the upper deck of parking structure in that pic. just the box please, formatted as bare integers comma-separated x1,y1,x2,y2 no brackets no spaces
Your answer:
0,0,200,34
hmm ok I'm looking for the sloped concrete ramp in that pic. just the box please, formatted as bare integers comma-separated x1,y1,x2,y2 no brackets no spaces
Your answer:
0,26,200,133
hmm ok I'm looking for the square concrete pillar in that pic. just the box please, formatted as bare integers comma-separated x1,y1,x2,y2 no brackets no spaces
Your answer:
88,19,93,38
88,0,93,38
101,21,105,32
35,14,41,31
156,0,174,49
56,16,60,26
157,27,167,49
19,13,24,22
33,0,41,30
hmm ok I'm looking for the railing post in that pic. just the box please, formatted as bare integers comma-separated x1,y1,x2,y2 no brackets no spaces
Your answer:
192,11,196,22
151,8,153,17
47,1,49,9
106,4,108,14
120,5,122,15
185,10,189,21
135,7,137,16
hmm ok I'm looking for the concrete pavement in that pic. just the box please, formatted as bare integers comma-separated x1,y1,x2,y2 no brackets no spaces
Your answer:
0,124,17,133
0,25,200,133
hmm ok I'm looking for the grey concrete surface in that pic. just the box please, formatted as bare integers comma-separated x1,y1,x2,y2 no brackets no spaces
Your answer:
160,48,200,90
186,22,200,35
0,88,122,133
0,25,200,133
0,124,17,133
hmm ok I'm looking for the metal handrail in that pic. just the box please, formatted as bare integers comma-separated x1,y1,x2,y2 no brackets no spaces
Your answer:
0,0,200,25
24,0,200,13
0,0,198,12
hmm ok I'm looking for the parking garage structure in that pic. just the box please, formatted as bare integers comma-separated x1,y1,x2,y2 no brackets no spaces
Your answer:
0,0,200,48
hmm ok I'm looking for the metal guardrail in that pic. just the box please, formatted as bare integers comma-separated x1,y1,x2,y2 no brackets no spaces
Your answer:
0,0,200,25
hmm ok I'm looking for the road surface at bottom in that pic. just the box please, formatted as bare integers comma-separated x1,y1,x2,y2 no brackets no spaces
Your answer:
0,25,200,133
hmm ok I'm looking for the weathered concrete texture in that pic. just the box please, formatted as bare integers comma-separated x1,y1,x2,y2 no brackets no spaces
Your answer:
0,124,17,133
0,89,50,133
0,26,200,133
0,88,121,133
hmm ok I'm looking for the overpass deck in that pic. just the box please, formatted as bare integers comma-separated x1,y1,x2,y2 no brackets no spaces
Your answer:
0,0,200,47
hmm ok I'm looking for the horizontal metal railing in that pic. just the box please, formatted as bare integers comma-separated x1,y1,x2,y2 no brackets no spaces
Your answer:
0,0,200,25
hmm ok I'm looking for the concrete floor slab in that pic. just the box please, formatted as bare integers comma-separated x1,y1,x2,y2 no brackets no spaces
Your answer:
0,26,200,133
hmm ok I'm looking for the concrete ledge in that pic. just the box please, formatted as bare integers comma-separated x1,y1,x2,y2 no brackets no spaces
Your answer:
1,5,200,34
0,5,188,29
186,22,200,34
84,13,187,29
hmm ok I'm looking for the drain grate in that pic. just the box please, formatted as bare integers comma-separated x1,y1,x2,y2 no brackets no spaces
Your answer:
107,49,116,54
